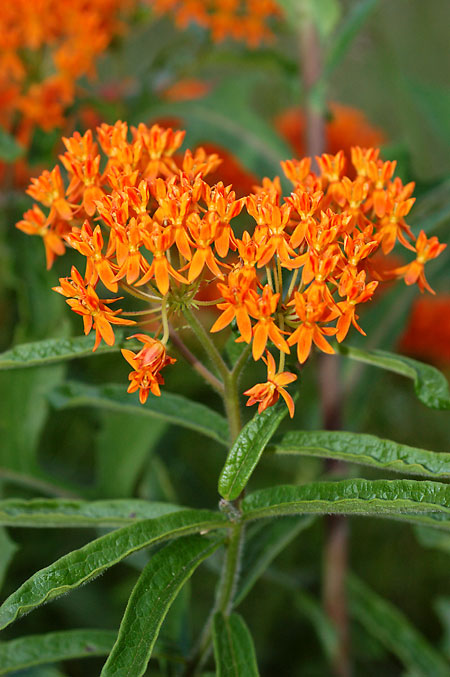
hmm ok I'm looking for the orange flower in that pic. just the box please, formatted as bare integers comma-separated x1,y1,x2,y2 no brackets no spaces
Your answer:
16,205,67,269
247,285,290,360
210,269,257,343
121,334,176,403
392,230,447,294
287,290,338,363
244,351,297,417
399,295,450,365
53,267,134,351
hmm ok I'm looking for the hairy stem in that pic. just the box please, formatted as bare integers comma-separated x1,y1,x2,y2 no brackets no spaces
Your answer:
182,305,230,381
169,324,224,395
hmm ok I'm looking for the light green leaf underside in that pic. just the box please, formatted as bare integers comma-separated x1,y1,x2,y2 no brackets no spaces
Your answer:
101,536,223,677
213,612,260,677
269,430,450,479
0,498,185,528
349,575,450,677
219,404,287,501
0,333,132,370
49,381,229,446
234,516,315,606
337,345,450,410
0,629,117,675
0,509,227,631
241,479,450,530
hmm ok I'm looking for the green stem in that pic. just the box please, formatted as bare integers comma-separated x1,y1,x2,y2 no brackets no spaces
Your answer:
182,305,230,381
169,324,224,395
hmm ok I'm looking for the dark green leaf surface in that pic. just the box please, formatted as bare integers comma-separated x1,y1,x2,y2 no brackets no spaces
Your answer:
0,529,18,592
0,333,134,370
0,509,226,630
0,498,185,527
269,430,450,478
349,575,450,677
234,516,315,606
49,382,229,446
101,535,222,676
414,525,450,555
241,479,450,529
213,612,260,677
218,404,288,501
0,629,116,675
337,345,450,409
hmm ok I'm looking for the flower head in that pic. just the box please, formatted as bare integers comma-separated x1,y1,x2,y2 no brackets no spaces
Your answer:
121,335,176,403
244,352,297,417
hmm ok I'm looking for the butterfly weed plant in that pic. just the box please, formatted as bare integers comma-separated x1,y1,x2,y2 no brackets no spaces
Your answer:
0,118,448,676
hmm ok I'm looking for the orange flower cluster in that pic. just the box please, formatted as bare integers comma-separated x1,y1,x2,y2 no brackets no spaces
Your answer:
152,0,281,45
17,123,446,415
0,0,134,143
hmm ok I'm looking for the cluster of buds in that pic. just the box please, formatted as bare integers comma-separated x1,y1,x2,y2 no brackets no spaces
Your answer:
153,0,281,45
17,122,446,417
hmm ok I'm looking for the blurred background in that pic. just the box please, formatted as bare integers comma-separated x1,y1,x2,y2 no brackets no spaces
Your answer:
0,1,449,674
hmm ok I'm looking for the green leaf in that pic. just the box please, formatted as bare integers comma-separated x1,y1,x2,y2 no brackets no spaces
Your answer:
0,629,117,675
0,498,185,528
0,528,18,591
0,127,24,162
349,575,450,677
101,535,223,676
406,79,450,146
0,365,65,473
310,0,342,37
0,509,226,630
218,405,288,501
269,430,450,479
295,590,338,664
96,412,166,498
213,612,260,677
241,479,450,529
0,334,129,371
49,381,229,446
324,0,378,77
414,525,450,555
337,345,450,410
234,516,315,606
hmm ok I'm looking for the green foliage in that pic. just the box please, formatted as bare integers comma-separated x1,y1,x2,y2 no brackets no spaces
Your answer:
0,528,17,592
0,498,184,527
241,479,450,528
0,629,117,675
49,381,229,445
337,345,450,409
235,516,315,606
270,430,450,478
218,404,288,501
213,612,260,677
0,334,130,370
349,575,450,676
0,127,24,162
0,510,227,630
101,535,223,676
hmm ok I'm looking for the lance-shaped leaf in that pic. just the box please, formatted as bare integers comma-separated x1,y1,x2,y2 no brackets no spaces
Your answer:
213,612,260,677
49,382,229,446
234,516,315,606
241,479,450,529
0,629,117,675
269,430,450,479
349,575,450,677
324,0,379,78
0,498,186,528
218,404,288,501
101,535,223,676
0,509,226,630
337,345,450,410
0,333,133,370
